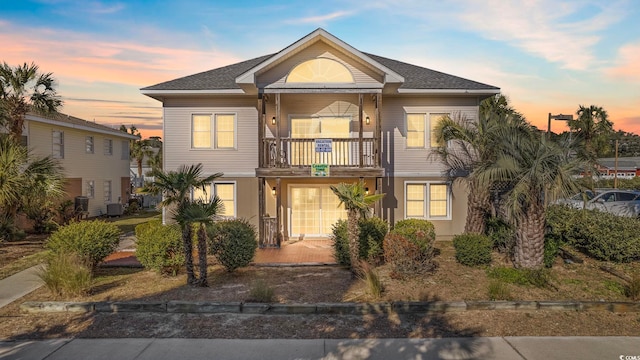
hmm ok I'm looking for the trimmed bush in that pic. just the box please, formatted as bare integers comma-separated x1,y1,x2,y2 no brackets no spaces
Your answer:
135,220,184,276
359,217,388,263
208,218,257,272
331,220,350,266
390,219,436,253
452,233,493,266
383,233,436,276
546,205,640,262
38,252,92,297
47,220,121,269
331,217,389,266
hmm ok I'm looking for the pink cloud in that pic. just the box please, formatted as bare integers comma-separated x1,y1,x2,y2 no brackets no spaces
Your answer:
607,43,640,81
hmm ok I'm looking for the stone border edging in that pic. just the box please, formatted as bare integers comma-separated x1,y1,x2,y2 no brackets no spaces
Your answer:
19,300,640,314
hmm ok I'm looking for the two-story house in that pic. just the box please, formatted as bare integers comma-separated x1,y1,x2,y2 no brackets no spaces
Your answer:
24,111,138,217
141,28,500,245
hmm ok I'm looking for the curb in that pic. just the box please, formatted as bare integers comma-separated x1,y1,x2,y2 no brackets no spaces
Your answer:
19,300,640,314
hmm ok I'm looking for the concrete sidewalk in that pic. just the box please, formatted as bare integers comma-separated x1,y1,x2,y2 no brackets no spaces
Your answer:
0,337,638,360
0,266,43,309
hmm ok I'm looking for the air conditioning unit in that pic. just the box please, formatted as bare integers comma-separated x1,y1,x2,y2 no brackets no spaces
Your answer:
106,203,123,217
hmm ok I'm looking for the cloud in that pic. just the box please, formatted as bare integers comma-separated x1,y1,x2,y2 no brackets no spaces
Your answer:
606,42,640,81
285,10,354,25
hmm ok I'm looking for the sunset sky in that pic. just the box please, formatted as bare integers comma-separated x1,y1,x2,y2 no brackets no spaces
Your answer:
2,0,639,139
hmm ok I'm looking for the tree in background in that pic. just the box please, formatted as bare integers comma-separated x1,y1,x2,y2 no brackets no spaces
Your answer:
568,105,613,169
0,62,62,144
120,125,153,183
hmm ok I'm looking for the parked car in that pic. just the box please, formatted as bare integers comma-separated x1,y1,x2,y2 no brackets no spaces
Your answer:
557,189,640,217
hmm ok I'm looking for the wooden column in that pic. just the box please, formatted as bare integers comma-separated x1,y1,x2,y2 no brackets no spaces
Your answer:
376,177,383,217
257,95,265,167
275,93,281,167
258,177,265,247
375,94,382,168
358,93,364,168
276,177,282,247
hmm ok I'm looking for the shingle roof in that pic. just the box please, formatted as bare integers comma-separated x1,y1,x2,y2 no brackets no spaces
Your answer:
142,50,498,92
364,53,499,91
141,55,274,91
26,111,138,139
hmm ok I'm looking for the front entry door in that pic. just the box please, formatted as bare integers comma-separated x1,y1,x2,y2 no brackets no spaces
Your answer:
290,185,347,237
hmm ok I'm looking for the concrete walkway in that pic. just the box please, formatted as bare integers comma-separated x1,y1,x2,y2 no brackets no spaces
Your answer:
1,337,638,360
0,266,43,309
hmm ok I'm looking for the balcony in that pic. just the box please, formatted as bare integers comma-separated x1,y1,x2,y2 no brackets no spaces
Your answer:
257,138,383,177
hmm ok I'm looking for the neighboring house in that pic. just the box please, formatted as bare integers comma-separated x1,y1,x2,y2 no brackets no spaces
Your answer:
23,111,138,217
595,157,640,179
141,28,500,245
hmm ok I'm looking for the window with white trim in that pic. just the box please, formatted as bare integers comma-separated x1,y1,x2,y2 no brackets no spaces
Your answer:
86,136,94,154
406,113,448,148
405,182,450,219
103,180,112,203
191,182,236,218
104,139,113,155
52,131,64,159
86,180,95,198
191,114,236,149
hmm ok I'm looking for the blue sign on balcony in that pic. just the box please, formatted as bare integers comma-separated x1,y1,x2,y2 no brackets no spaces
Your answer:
315,139,332,153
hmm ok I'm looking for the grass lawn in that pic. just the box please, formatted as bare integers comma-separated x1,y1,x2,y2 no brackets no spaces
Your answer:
105,210,161,234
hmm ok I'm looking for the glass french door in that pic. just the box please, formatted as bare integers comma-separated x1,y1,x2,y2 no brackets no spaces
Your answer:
290,117,351,166
290,185,347,237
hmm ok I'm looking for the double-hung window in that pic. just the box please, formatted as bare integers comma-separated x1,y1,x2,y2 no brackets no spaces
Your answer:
192,114,236,149
104,139,113,155
86,136,94,154
406,113,448,148
52,131,64,159
191,182,236,218
104,180,112,203
86,180,95,198
405,182,450,220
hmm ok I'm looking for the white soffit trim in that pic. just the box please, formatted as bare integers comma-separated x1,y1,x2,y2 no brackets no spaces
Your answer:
26,115,138,140
140,89,246,95
397,89,501,95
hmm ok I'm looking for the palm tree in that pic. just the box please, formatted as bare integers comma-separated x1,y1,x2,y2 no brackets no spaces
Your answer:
120,125,152,183
175,198,223,287
330,180,384,274
143,164,222,285
568,105,613,171
0,62,62,144
433,94,527,234
476,127,584,269
0,136,65,238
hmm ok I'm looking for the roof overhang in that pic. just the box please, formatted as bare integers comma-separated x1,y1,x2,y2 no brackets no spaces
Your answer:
235,28,404,88
397,89,501,95
140,89,248,101
26,114,139,140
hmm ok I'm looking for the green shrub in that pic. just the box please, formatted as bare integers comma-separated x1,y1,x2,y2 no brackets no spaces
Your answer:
332,217,389,266
207,218,257,272
487,280,511,300
383,233,436,276
452,233,493,266
391,219,436,253
47,220,121,269
135,220,184,276
358,217,388,263
247,279,275,302
546,205,640,262
543,236,561,268
485,216,514,255
331,220,350,266
38,252,92,297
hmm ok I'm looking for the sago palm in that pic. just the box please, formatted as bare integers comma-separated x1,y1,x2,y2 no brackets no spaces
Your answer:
175,197,223,287
330,180,384,274
143,163,222,285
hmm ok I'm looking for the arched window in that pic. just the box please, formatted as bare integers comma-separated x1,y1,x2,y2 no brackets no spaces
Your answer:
286,58,354,83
